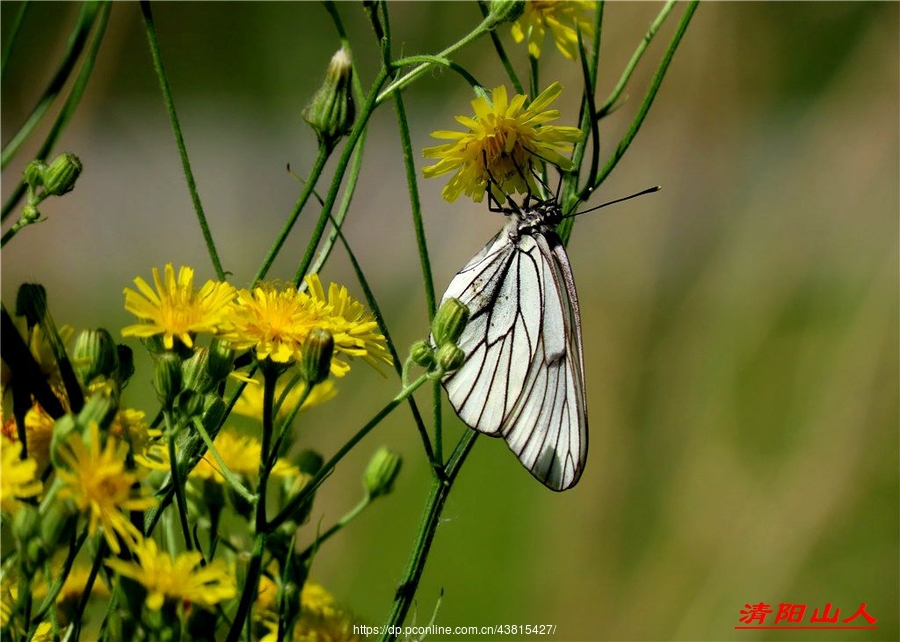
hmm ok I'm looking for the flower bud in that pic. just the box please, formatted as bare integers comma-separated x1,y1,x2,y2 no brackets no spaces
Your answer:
487,0,526,26
182,348,214,394
21,203,41,223
302,48,355,152
431,298,469,347
301,328,334,385
436,343,465,373
363,446,402,499
23,159,47,189
42,152,83,196
207,339,235,384
410,340,436,369
153,353,183,408
78,391,118,430
73,328,119,386
200,394,228,432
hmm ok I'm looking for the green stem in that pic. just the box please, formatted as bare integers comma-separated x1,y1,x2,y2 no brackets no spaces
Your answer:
596,0,678,118
477,0,523,94
1,1,111,225
165,412,193,551
380,430,478,640
297,495,371,562
293,68,390,285
1,0,30,79
0,1,99,170
268,374,430,532
255,144,330,284
582,0,699,201
191,415,255,504
375,13,499,105
140,0,225,280
226,530,268,642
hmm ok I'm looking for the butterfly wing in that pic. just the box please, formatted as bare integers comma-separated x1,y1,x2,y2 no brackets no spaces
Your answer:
439,226,588,491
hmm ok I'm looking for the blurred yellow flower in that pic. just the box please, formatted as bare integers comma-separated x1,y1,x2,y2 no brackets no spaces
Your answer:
234,377,337,421
122,264,236,350
511,0,595,59
1,436,42,513
190,428,301,483
423,82,582,203
105,536,236,611
56,423,156,554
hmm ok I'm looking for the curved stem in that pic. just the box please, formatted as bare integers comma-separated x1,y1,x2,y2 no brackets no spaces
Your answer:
380,430,478,640
268,374,430,532
140,0,225,280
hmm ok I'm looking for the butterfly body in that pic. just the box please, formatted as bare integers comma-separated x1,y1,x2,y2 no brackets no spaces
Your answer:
438,196,588,491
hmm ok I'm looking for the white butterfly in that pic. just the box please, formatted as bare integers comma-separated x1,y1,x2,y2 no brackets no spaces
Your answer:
438,193,587,491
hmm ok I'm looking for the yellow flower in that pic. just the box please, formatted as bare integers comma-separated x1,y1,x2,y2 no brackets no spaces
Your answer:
422,82,582,203
511,0,595,59
190,428,301,483
234,377,337,421
105,536,236,611
56,423,157,554
122,264,237,350
259,581,360,642
303,274,392,377
0,436,42,513
222,275,391,377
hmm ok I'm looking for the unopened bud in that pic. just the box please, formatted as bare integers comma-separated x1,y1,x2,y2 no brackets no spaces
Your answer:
432,298,469,347
182,348,214,394
73,328,119,385
363,446,402,499
42,153,82,197
437,343,465,373
301,328,334,385
487,0,526,27
21,203,41,223
153,353,183,408
208,339,235,384
302,48,355,152
23,160,47,189
410,340,436,369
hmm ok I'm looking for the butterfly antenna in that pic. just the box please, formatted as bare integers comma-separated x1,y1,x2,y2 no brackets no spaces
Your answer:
562,185,660,218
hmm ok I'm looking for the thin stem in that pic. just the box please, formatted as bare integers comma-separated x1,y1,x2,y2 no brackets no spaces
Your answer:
297,495,371,562
0,1,99,169
1,0,31,79
268,374,430,532
165,411,193,551
596,0,678,118
477,0,524,94
191,415,255,504
293,68,390,285
255,145,331,284
380,430,478,640
140,0,225,280
329,216,438,470
226,530,268,642
375,13,499,105
581,0,699,201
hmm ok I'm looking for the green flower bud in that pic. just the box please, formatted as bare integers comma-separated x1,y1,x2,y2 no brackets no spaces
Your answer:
115,344,135,385
208,339,235,384
201,394,228,432
487,0,526,26
437,343,465,373
39,501,77,553
23,160,47,189
21,203,41,223
363,446,402,499
73,328,119,385
302,48,355,152
182,348,214,394
42,152,82,196
153,353,183,408
178,389,203,418
301,327,334,385
431,298,470,347
294,449,324,476
410,340,436,369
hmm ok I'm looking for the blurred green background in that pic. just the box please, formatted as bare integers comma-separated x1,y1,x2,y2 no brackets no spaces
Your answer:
2,2,897,640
